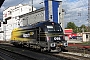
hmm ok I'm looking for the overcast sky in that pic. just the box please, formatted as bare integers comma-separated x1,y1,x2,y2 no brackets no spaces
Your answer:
0,0,88,27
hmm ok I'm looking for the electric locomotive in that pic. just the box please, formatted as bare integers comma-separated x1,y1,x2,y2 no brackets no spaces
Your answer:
11,21,68,52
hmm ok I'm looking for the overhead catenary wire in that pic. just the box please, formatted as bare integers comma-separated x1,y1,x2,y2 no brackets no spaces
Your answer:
63,0,88,27
17,0,27,5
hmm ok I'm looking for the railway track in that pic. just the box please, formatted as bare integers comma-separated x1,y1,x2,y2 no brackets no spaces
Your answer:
0,44,68,60
53,52,90,60
67,46,90,54
0,43,90,60
0,51,15,60
0,44,37,60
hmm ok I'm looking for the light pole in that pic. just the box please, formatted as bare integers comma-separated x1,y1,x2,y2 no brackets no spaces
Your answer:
31,0,33,12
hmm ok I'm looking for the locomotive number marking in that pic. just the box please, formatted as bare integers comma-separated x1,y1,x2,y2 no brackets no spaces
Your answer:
23,33,30,38
54,37,61,40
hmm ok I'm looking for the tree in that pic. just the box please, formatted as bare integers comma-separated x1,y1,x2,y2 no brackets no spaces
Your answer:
80,24,88,32
65,22,77,33
65,22,88,33
66,22,76,29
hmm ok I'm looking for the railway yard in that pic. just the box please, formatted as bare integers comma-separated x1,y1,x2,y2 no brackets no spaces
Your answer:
0,0,90,60
0,43,69,60
0,41,90,60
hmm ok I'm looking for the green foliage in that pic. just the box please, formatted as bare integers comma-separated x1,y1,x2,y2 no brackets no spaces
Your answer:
80,24,88,32
65,22,88,33
66,22,76,29
82,41,90,46
65,22,77,33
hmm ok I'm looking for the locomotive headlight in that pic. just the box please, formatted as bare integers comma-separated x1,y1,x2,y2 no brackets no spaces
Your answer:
60,43,63,46
50,43,56,47
64,42,68,46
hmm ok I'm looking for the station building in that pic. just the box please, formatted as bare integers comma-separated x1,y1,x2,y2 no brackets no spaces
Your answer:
2,0,64,41
3,4,36,41
0,20,4,41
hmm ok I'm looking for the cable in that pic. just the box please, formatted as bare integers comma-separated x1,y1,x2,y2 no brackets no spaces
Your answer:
63,0,88,27
18,0,26,4
2,0,28,7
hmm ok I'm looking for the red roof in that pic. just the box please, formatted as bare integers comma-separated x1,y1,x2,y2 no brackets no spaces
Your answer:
64,29,73,33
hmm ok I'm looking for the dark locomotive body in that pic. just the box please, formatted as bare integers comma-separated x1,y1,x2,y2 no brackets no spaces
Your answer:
11,21,68,52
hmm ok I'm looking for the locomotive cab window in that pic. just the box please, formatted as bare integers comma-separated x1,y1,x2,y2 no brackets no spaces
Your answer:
47,26,54,31
46,24,63,32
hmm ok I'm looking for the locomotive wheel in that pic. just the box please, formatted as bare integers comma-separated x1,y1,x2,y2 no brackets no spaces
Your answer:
47,49,51,52
40,48,44,52
58,48,62,52
40,47,46,52
40,48,43,52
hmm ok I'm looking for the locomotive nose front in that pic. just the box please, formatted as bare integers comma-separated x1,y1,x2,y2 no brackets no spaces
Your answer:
46,34,68,52
43,22,68,52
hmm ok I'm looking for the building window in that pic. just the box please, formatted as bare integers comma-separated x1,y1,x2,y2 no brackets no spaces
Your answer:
29,9,31,11
21,8,22,12
86,34,88,38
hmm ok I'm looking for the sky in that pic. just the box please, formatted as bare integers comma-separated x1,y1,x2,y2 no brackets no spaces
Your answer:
0,0,88,27
62,0,88,27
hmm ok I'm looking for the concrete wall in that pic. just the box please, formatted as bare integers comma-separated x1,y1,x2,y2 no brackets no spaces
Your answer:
0,22,4,41
19,8,45,26
3,4,36,41
82,32,90,42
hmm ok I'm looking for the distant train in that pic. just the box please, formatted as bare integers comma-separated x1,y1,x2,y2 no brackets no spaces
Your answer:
10,21,68,52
